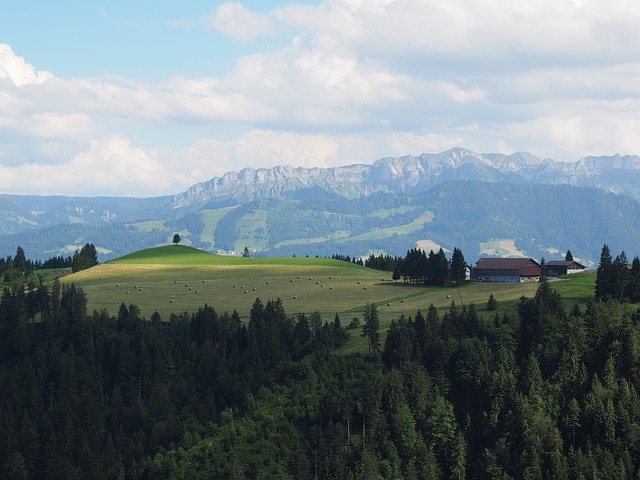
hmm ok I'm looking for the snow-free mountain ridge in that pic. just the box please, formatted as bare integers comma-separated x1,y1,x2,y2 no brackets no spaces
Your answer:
172,148,640,207
2,147,640,263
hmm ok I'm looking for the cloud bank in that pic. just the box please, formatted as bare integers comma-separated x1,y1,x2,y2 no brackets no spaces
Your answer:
1,0,640,196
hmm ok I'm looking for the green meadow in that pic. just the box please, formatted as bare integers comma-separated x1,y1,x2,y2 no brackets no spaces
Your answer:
63,245,596,353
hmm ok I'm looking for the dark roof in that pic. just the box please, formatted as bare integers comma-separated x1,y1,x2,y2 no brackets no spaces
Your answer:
545,260,586,269
474,257,541,270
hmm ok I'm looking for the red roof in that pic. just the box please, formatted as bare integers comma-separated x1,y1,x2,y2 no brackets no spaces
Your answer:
545,260,585,269
474,257,542,277
475,257,541,270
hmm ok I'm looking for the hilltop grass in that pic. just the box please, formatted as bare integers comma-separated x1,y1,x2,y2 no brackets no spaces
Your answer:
63,246,597,354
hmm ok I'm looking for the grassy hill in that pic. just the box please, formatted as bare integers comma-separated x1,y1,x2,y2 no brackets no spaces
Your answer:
63,246,597,354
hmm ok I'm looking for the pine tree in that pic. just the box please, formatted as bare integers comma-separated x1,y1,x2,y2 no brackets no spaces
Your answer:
71,243,98,273
450,247,466,285
613,251,628,301
625,257,640,302
595,244,614,301
565,250,574,262
487,293,497,311
361,303,381,356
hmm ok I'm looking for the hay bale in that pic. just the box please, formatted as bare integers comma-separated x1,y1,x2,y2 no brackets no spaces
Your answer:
293,295,297,299
126,290,130,294
363,287,367,290
387,303,391,306
310,277,313,280
116,283,119,287
329,286,333,289
252,287,257,291
357,281,361,284
175,281,177,284
291,279,295,282
321,284,324,287
447,295,451,298
233,285,237,288
190,287,193,291
203,280,206,283
135,285,138,289
266,281,270,284
139,288,143,291
244,290,248,294
316,281,320,284
329,276,332,279
170,299,174,303
401,299,405,302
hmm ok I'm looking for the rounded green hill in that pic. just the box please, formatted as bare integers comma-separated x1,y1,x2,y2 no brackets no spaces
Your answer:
63,246,595,353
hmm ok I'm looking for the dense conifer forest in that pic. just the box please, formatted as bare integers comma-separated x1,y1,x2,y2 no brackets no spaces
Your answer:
2,247,640,478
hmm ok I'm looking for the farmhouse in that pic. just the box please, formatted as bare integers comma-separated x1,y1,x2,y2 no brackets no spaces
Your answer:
472,257,542,283
544,260,586,276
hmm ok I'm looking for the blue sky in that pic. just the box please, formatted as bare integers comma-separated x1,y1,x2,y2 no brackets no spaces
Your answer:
2,0,640,196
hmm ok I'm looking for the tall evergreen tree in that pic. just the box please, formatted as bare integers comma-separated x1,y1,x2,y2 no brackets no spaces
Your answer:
626,257,640,302
565,250,574,262
613,251,629,301
450,247,466,285
361,303,381,356
595,244,614,301
13,246,29,273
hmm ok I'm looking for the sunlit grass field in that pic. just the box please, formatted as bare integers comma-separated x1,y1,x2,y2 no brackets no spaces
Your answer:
63,245,596,353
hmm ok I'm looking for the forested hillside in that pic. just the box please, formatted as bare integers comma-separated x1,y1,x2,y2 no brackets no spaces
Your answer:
2,274,640,478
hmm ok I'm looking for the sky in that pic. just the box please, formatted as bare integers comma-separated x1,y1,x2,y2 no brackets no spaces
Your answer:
2,0,640,197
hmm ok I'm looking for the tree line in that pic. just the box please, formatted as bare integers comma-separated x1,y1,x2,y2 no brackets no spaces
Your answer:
0,244,99,278
595,243,640,302
365,246,467,286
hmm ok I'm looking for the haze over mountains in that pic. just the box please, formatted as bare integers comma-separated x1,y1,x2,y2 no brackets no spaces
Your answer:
2,148,640,265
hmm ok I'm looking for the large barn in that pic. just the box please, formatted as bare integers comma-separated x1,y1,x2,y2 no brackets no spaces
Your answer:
544,260,586,276
472,257,543,283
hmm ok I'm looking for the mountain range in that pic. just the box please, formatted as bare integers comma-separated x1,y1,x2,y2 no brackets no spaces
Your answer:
2,147,640,265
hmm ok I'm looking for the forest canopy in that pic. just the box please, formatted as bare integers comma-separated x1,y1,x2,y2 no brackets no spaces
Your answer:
1,245,640,478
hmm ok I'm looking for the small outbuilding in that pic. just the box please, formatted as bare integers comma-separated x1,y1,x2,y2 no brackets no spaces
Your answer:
472,257,542,283
544,260,586,276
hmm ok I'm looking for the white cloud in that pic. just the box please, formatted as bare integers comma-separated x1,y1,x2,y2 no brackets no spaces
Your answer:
205,2,276,42
0,44,53,86
3,1,640,196
0,136,196,197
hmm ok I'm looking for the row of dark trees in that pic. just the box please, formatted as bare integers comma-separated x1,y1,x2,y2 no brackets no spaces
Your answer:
392,247,467,286
330,253,365,266
595,244,640,302
365,247,466,286
0,245,98,278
